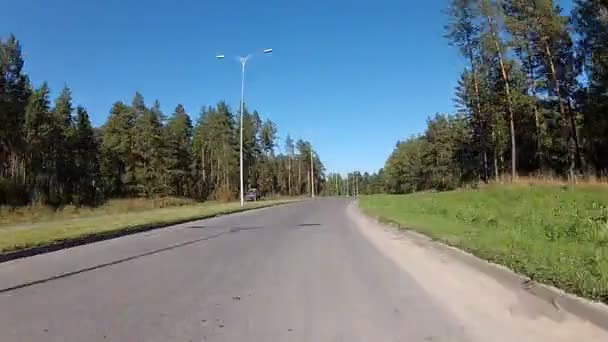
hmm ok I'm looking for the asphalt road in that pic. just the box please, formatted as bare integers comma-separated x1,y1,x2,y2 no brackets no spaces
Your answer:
0,199,468,341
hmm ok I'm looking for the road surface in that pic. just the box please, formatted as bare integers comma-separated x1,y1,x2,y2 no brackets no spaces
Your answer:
0,199,468,341
1,199,606,341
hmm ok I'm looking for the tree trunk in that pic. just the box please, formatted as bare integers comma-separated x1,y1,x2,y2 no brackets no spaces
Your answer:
335,175,339,196
346,175,349,196
297,158,301,195
310,151,314,197
200,145,206,186
567,97,585,172
485,9,517,180
10,152,16,180
308,166,311,196
491,130,499,180
469,55,489,181
472,73,490,181
287,157,291,196
525,44,544,170
460,19,492,181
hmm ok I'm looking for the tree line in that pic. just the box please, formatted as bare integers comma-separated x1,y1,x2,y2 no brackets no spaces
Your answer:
381,0,608,193
323,172,385,196
0,34,325,206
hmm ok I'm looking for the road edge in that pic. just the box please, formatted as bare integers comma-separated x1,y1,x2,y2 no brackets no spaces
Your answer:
0,200,298,264
350,200,608,332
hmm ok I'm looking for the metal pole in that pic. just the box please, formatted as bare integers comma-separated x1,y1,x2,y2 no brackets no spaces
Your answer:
239,58,247,207
217,50,271,206
335,173,338,196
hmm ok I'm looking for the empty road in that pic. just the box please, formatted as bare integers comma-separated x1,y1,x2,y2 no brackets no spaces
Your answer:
0,199,469,341
2,198,606,341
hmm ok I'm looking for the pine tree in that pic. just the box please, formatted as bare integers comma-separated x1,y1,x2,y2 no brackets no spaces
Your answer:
504,0,547,169
132,99,168,196
73,106,100,205
295,139,307,195
531,0,583,176
573,0,608,174
446,0,492,180
1,33,327,204
385,138,428,193
166,104,193,197
192,106,210,199
100,101,136,197
257,119,278,195
284,135,295,195
479,0,518,179
0,34,31,200
193,102,238,200
132,92,146,117
51,86,76,204
24,83,54,203
240,108,261,191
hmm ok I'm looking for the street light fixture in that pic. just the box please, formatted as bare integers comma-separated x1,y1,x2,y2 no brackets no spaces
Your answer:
217,48,273,206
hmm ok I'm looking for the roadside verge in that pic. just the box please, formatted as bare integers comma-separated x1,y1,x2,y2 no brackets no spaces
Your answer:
348,201,608,340
0,200,296,263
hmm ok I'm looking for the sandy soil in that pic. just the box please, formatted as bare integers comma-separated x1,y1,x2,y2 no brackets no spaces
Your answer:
348,202,608,342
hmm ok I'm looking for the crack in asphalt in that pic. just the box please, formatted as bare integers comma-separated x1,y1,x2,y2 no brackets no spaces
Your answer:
0,228,247,294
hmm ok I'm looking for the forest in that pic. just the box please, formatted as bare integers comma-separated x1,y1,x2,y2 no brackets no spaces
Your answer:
0,34,325,207
380,0,608,193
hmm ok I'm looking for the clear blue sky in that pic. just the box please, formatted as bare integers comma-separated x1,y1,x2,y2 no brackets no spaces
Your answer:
0,0,573,174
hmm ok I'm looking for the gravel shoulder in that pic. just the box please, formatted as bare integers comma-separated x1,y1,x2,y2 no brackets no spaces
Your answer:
349,201,608,342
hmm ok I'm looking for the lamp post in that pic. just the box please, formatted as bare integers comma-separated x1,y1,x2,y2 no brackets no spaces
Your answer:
217,49,272,206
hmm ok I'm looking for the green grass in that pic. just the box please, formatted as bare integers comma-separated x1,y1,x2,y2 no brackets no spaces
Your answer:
0,197,199,226
359,185,608,303
0,199,295,254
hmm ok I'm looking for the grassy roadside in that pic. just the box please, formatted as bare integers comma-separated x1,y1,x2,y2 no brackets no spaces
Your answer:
359,185,608,303
0,199,295,254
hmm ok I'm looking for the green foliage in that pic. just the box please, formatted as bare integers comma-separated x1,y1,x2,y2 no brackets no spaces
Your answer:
51,87,77,204
573,0,608,173
0,34,30,166
100,101,136,197
24,83,54,204
383,113,470,193
73,106,101,206
324,170,384,197
132,98,168,196
381,0,608,193
360,2,608,303
0,33,325,207
385,137,427,193
165,104,193,197
360,186,608,302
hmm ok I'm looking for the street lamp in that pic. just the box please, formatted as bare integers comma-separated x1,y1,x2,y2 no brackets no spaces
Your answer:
216,48,272,206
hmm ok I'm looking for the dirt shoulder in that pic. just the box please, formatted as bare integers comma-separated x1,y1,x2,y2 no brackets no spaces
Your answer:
348,201,608,342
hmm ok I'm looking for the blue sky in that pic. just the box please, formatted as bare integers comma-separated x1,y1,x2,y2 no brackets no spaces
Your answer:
1,0,573,174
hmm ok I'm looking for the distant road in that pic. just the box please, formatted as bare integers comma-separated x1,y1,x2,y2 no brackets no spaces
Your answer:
0,199,468,341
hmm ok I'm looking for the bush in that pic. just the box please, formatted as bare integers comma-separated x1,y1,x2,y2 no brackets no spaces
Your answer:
213,185,237,203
